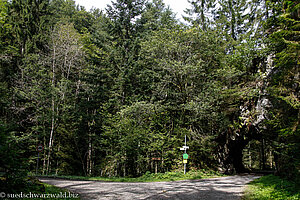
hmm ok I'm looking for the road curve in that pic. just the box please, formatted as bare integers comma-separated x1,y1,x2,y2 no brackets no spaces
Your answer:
39,174,260,200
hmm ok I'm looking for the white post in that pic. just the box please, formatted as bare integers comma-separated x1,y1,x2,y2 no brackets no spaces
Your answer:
180,135,188,175
184,134,186,175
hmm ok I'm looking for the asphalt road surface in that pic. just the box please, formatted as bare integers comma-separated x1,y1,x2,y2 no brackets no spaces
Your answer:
39,174,260,200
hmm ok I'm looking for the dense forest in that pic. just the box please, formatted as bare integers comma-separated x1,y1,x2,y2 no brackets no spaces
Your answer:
0,0,299,191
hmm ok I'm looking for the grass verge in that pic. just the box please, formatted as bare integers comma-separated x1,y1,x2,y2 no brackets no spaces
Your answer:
24,183,80,199
1,180,80,199
242,175,300,200
41,169,224,182
40,183,80,200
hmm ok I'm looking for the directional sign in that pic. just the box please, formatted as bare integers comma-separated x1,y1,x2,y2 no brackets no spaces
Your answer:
180,146,189,151
152,157,161,161
37,144,43,152
183,153,189,159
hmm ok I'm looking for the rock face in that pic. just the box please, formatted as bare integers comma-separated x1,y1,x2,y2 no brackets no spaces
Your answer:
253,54,274,129
218,54,276,174
239,54,274,131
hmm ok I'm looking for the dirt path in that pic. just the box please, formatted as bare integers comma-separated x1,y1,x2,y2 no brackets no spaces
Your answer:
39,174,260,200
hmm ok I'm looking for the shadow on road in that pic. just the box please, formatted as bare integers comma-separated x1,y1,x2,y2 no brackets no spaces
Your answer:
39,174,260,200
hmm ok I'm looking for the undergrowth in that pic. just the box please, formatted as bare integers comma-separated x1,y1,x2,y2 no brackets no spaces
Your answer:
42,169,224,182
243,175,300,200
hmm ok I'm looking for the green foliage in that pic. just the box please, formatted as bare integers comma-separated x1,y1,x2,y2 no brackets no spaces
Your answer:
264,0,300,181
0,124,29,193
243,175,300,200
0,0,9,48
141,0,177,32
184,0,216,29
102,102,184,176
136,169,224,182
41,169,224,182
0,0,298,192
4,178,80,200
42,183,80,200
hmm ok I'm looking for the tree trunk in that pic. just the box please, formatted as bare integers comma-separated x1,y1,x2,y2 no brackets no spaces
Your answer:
123,163,126,177
87,131,92,176
249,143,252,168
46,98,55,175
261,138,266,170
201,0,206,30
42,135,46,175
229,0,236,40
56,142,60,175
46,42,56,175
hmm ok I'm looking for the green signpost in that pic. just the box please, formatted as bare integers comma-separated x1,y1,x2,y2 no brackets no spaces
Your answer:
183,153,188,159
180,135,189,174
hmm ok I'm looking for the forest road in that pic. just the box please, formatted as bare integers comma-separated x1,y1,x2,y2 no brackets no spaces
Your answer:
39,174,260,200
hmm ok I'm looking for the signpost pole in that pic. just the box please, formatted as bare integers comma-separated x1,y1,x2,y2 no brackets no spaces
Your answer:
180,136,188,175
184,134,186,174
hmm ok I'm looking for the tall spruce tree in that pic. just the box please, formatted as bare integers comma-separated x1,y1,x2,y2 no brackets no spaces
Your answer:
265,0,299,181
106,0,146,106
0,0,52,191
184,0,216,29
